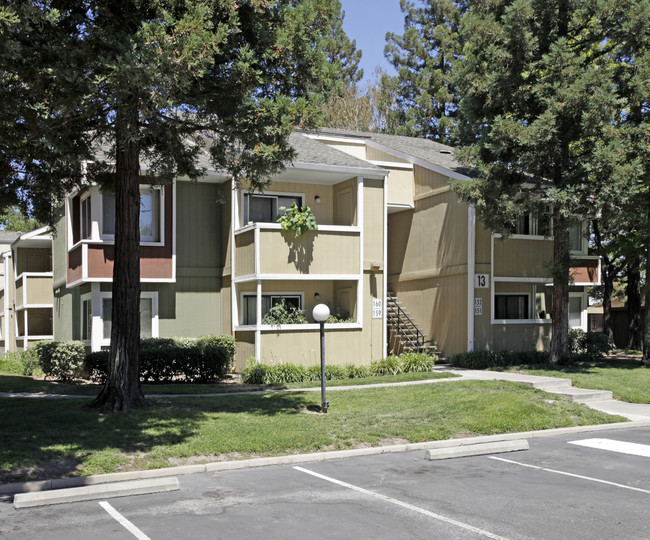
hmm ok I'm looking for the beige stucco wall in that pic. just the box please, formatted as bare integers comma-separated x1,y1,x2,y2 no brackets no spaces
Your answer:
494,237,554,277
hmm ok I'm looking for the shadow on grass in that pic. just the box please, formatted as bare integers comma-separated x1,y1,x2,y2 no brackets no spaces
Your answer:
0,391,313,484
490,358,645,375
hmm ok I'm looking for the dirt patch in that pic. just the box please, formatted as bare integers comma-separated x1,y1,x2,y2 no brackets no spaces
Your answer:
1,457,83,484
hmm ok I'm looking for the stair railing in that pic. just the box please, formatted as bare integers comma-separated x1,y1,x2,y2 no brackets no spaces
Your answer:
386,294,425,352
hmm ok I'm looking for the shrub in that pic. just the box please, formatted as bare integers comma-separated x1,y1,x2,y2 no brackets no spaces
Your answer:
326,307,355,323
83,335,235,384
568,329,613,359
345,364,370,379
20,346,42,376
449,350,547,369
243,362,308,385
370,355,403,376
400,352,437,372
0,352,24,374
262,299,307,325
37,341,86,381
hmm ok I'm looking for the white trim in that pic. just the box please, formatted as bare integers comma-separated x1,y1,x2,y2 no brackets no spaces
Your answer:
80,291,92,345
235,222,361,235
233,273,361,283
14,304,54,311
97,290,159,347
365,140,472,181
357,176,364,328
569,291,588,331
3,252,9,343
369,160,414,170
254,226,260,276
467,205,476,352
90,284,102,352
493,277,553,284
303,134,368,145
290,161,387,179
235,323,362,332
255,280,262,362
172,182,177,281
493,233,549,241
239,290,306,326
231,179,238,334
493,319,553,325
383,170,388,359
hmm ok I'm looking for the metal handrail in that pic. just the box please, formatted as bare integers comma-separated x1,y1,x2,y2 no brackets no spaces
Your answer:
386,294,425,351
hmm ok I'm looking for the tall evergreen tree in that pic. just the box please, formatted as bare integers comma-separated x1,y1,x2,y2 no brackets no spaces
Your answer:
2,0,343,411
453,0,622,362
384,0,468,143
321,0,363,87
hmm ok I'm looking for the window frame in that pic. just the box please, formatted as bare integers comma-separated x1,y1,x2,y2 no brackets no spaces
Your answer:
80,192,92,240
80,295,92,342
494,292,531,321
100,186,165,245
240,190,304,227
240,292,304,326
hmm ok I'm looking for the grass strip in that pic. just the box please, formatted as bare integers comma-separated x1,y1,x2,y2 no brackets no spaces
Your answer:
0,380,625,484
0,371,457,396
499,359,650,404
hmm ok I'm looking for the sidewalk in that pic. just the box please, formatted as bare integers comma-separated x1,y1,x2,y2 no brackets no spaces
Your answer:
2,367,650,421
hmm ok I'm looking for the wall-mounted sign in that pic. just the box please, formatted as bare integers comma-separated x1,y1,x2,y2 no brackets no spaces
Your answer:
474,297,483,316
372,299,382,319
475,274,489,288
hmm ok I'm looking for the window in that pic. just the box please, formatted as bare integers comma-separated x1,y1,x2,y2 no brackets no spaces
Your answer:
102,296,154,339
242,294,302,325
495,294,529,320
512,211,550,236
242,193,302,225
81,299,92,341
81,195,92,239
569,296,583,329
569,223,583,252
102,187,162,242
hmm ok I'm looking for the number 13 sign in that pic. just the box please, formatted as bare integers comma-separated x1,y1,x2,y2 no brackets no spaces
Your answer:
475,274,489,288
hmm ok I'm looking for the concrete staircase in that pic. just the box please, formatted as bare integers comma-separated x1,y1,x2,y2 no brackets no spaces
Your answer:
517,376,613,403
386,292,438,356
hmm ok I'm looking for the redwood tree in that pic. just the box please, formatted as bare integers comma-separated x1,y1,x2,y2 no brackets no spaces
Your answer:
2,0,347,410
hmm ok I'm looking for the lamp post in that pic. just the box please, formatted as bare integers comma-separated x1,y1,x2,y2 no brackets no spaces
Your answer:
312,303,330,413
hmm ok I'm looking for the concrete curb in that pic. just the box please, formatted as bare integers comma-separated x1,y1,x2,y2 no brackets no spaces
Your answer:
3,420,649,496
425,439,529,460
13,477,180,509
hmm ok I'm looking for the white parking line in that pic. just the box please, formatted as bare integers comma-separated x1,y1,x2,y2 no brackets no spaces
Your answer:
294,466,510,540
568,438,650,457
490,456,650,495
98,501,151,540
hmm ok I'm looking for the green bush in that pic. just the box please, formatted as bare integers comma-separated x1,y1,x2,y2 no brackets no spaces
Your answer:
37,341,86,381
0,351,24,374
344,364,370,379
261,299,307,325
83,335,235,384
276,202,317,237
370,355,403,376
568,329,613,359
449,350,548,369
400,352,437,372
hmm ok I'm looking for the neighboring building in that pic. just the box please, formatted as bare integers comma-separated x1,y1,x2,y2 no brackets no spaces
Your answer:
50,129,599,364
0,227,54,352
304,129,600,356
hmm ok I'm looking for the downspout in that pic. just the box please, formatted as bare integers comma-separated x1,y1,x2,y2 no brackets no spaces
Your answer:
467,204,476,351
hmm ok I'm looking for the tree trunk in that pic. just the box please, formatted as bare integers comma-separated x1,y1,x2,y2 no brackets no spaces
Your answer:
90,99,147,412
626,254,643,351
592,220,615,341
644,204,650,365
549,218,570,363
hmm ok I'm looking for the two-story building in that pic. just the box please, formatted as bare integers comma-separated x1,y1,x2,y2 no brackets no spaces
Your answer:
53,133,388,369
50,129,599,364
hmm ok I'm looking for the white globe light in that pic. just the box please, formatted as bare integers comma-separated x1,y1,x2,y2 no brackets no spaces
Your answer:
312,303,330,322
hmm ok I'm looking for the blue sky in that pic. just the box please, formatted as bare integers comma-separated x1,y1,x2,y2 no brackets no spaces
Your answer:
339,0,405,83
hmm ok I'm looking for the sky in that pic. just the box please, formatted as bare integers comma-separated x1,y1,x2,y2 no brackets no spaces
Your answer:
339,0,405,83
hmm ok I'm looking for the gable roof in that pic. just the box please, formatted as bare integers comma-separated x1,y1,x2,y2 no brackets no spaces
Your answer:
288,132,382,171
309,128,475,179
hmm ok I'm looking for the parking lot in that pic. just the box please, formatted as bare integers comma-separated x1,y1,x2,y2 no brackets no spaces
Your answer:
2,426,649,539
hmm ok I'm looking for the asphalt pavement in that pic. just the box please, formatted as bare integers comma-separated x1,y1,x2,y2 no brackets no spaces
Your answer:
2,425,649,540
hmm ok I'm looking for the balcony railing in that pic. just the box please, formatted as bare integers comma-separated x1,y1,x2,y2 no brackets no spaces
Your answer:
234,223,361,280
14,273,53,310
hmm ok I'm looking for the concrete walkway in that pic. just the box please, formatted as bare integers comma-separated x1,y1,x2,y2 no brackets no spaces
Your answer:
2,367,650,421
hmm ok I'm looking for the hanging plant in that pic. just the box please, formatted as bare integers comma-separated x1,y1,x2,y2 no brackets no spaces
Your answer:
276,202,317,237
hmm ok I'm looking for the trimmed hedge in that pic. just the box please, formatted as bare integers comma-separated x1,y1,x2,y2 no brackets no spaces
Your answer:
449,350,548,370
568,329,613,359
84,335,235,383
241,352,437,385
36,341,86,381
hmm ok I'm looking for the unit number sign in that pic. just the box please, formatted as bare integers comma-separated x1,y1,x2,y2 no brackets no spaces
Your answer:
475,274,489,288
372,299,383,319
474,298,483,316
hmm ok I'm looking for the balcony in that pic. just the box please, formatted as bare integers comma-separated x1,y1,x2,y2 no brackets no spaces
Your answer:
234,223,361,280
14,273,53,310
67,241,174,285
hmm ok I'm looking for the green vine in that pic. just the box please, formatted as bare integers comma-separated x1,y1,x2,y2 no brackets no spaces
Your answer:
276,202,317,237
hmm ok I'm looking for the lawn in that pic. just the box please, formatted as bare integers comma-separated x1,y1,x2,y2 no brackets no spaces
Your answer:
0,371,457,396
0,380,625,483
499,358,650,404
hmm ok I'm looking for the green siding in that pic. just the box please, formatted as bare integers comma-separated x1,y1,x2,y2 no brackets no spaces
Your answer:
54,287,80,341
